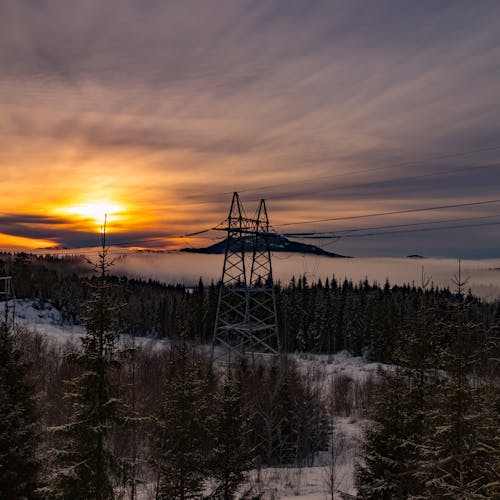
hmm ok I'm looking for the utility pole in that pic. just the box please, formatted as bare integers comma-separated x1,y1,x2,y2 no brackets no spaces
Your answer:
0,275,11,299
0,264,13,326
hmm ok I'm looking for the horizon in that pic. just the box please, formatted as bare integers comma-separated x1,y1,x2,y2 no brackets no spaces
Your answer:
3,249,500,300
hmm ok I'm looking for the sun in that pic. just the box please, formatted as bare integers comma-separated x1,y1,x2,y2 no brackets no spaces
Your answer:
61,200,125,231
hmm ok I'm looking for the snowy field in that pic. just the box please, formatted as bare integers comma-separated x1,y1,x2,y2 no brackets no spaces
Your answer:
3,298,386,498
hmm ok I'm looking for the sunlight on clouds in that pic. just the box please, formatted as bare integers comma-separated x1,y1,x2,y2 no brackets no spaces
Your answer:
0,233,58,250
59,200,126,232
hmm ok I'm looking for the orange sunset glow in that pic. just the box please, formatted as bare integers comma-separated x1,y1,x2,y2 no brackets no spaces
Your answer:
58,201,126,231
0,233,58,251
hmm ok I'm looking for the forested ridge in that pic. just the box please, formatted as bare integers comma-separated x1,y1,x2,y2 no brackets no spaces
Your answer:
2,252,498,364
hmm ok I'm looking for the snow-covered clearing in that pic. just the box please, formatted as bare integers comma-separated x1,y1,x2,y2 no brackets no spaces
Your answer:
7,298,385,498
0,298,169,350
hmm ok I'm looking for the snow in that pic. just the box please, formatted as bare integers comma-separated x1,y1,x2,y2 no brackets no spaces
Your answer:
0,299,85,344
291,350,387,381
247,460,357,498
0,299,170,350
7,298,384,498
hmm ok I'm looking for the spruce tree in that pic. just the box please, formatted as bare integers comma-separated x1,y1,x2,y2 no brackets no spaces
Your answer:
116,337,145,500
47,224,123,499
154,341,210,500
0,308,41,498
355,273,441,499
207,371,253,499
355,369,421,499
242,357,329,468
416,268,500,498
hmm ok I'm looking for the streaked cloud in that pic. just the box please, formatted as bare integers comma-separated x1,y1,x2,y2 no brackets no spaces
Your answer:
1,0,500,256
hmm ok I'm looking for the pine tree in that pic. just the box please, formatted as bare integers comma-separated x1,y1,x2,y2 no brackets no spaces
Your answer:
154,341,210,500
0,307,41,498
46,224,123,499
207,371,253,499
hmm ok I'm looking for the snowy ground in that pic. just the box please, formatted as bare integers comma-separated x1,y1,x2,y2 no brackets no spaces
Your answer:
5,298,384,498
0,298,169,350
0,299,85,344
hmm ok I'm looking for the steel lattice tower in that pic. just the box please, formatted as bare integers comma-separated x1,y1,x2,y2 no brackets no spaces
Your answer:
212,192,280,357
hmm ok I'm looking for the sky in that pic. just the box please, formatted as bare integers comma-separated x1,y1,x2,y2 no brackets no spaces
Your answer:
1,0,500,257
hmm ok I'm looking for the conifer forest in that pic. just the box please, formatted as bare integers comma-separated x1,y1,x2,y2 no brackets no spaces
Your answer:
0,252,498,499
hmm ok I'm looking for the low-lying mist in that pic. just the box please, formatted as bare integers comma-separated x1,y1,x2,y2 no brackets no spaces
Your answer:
110,252,500,300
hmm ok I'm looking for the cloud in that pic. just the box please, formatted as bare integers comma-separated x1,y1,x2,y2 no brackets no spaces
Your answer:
0,213,76,244
1,1,500,254
0,211,204,249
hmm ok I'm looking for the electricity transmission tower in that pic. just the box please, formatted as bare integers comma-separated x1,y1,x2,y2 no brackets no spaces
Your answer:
212,192,280,358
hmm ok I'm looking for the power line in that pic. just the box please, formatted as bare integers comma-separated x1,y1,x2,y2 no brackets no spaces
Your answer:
284,213,500,237
5,198,500,255
153,160,500,210
278,198,500,227
224,144,500,197
32,197,500,252
100,208,500,249
103,229,212,248
5,191,500,255
25,248,131,257
336,220,500,239
166,144,500,207
235,164,500,211
15,228,216,256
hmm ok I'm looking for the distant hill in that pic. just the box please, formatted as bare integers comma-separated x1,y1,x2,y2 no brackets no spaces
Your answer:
180,233,350,258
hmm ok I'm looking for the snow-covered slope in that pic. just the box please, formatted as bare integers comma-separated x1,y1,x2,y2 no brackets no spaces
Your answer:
0,299,168,350
5,298,382,498
0,299,85,344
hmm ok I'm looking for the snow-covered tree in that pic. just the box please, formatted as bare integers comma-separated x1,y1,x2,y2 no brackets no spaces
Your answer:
0,310,41,498
417,374,499,499
416,270,500,498
153,341,210,500
357,267,499,499
355,369,425,499
46,226,123,499
356,273,442,499
207,371,253,499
